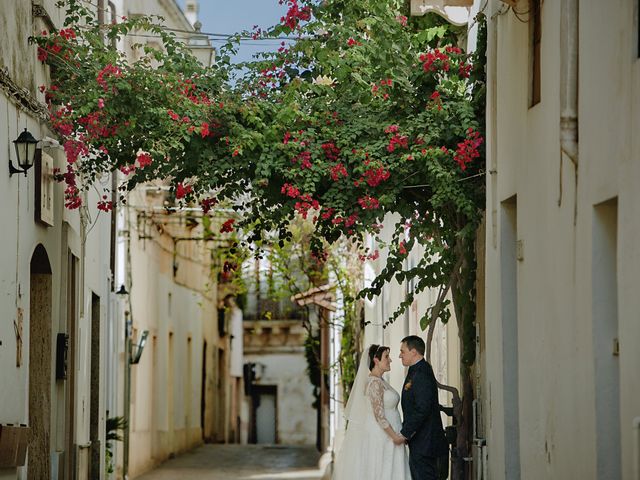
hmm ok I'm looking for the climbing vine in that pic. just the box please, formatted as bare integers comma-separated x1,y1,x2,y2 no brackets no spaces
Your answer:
34,3,486,475
34,0,484,329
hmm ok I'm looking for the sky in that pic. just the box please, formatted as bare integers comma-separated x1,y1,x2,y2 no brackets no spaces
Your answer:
176,0,289,64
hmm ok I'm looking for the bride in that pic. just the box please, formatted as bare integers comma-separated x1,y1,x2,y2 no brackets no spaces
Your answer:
333,344,410,479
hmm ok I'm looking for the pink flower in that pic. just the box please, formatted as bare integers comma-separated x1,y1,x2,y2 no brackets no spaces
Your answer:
97,200,113,212
220,219,235,233
119,164,136,175
387,134,409,153
321,142,341,161
175,182,192,199
358,195,380,210
321,208,335,220
37,47,48,62
97,98,105,109
459,63,472,78
200,122,210,138
136,151,152,168
294,194,320,219
329,163,348,181
453,129,484,170
64,139,89,164
281,183,300,198
59,28,76,40
364,167,390,187
280,0,311,30
200,198,217,213
292,151,312,169
96,64,122,92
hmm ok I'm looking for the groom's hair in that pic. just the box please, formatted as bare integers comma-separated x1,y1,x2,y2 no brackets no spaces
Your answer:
401,335,425,356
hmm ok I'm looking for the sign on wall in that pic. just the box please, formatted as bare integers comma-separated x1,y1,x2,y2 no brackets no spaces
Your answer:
35,150,54,227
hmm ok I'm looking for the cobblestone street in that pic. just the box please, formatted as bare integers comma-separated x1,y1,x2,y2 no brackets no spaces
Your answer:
135,444,325,480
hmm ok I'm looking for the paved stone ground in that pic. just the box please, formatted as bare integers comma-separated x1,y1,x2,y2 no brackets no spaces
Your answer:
135,444,325,480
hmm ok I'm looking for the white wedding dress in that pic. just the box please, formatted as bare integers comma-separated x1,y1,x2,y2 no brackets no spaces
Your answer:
333,374,411,479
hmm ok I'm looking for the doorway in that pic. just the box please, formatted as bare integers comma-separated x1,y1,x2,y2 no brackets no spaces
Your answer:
252,385,278,444
201,341,207,439
63,252,79,480
28,244,53,480
89,293,101,479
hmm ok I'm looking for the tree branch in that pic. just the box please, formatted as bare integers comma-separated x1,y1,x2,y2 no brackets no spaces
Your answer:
425,252,465,360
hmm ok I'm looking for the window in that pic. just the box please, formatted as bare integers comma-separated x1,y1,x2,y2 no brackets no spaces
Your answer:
529,0,542,106
500,196,520,479
592,199,621,479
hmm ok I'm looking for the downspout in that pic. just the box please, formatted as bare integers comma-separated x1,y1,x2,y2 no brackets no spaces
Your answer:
97,0,105,28
560,0,578,166
75,0,107,470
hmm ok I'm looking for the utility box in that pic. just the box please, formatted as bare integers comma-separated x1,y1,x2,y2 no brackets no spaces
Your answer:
0,424,30,467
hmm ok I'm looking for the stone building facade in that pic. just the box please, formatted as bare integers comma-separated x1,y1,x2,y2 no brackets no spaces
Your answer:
102,1,224,478
477,1,640,478
0,2,112,479
242,319,317,446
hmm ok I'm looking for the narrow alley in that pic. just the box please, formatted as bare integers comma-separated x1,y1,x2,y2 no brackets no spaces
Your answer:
135,445,325,480
3,0,640,480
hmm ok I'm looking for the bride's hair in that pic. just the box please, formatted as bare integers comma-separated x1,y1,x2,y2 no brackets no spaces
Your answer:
368,344,390,371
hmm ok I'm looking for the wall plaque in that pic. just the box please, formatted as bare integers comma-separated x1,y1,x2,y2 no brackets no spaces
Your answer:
35,150,54,227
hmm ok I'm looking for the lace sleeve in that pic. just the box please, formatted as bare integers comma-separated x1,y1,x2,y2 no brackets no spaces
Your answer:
366,378,390,429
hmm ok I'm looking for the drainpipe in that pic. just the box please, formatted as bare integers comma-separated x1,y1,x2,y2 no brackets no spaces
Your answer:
560,0,578,166
97,0,105,27
634,417,640,480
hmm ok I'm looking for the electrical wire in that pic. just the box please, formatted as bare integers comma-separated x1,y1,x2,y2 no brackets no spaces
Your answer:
125,31,288,45
77,0,307,41
510,0,544,24
467,0,490,31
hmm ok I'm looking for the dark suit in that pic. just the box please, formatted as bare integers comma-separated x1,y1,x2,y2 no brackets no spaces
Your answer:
400,359,448,480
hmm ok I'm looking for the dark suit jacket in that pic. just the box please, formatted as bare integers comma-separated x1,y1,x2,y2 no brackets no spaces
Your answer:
400,359,448,457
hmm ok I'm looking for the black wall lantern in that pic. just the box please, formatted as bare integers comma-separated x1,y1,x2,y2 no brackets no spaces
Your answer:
9,128,38,177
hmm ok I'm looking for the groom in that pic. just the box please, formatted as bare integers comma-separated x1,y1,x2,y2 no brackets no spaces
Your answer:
399,335,448,480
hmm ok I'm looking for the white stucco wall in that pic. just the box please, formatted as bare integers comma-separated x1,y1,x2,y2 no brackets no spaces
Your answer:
0,2,112,479
245,352,317,445
362,213,460,417
121,186,222,477
481,1,640,479
107,1,219,476
229,305,244,378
